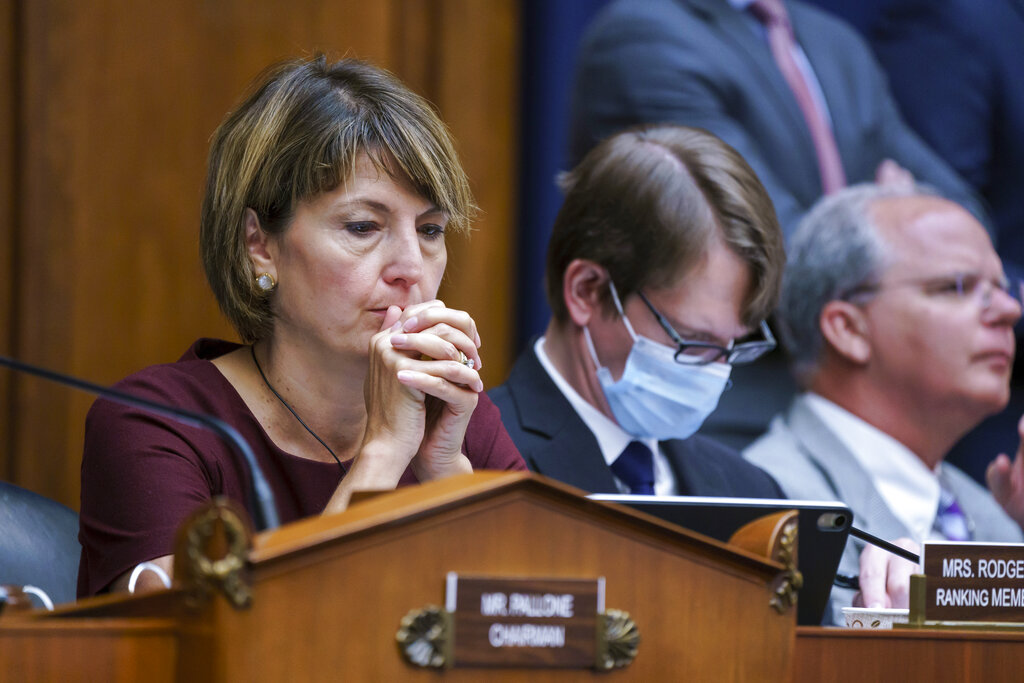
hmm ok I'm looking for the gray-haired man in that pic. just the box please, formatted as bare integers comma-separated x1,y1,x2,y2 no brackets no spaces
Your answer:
744,183,1024,622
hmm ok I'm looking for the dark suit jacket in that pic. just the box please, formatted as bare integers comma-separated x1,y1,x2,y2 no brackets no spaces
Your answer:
569,0,987,239
488,344,783,498
864,0,1024,269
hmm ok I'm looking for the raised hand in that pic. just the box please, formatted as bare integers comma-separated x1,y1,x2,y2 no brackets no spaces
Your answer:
986,414,1024,529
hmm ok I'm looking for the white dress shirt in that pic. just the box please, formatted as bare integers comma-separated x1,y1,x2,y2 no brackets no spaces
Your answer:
804,393,948,542
534,337,678,495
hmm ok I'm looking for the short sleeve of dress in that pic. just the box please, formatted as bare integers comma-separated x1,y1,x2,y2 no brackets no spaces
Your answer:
77,367,224,597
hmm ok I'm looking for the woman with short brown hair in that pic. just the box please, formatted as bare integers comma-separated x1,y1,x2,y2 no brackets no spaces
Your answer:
78,55,525,597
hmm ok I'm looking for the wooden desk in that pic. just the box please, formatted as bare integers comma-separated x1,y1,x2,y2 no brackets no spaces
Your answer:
5,472,1022,681
795,625,1024,682
0,473,797,682
0,618,182,682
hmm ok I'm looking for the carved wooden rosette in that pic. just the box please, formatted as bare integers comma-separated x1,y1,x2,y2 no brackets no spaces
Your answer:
395,605,452,668
770,519,803,614
595,608,640,670
728,509,803,615
173,497,254,610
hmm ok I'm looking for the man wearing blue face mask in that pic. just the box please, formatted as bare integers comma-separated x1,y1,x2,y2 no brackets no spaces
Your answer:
490,124,785,498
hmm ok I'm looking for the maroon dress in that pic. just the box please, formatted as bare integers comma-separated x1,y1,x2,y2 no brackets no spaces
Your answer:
77,339,525,597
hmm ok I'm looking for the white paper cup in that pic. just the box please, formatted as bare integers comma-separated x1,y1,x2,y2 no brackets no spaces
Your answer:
841,607,910,629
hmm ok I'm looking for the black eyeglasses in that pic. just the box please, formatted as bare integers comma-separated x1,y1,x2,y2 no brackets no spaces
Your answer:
636,291,776,365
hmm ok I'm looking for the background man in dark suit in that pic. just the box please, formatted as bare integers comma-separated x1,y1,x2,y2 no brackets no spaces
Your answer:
569,0,985,237
804,0,1024,254
489,124,783,499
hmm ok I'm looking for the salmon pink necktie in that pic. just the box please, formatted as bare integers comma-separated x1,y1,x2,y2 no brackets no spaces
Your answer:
750,0,846,194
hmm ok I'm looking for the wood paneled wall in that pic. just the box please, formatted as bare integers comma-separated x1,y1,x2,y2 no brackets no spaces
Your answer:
2,0,519,509
1,0,14,482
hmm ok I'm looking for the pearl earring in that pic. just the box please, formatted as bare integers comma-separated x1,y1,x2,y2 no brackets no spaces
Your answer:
255,272,277,292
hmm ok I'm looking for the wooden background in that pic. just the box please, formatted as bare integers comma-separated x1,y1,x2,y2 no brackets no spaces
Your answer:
0,0,520,510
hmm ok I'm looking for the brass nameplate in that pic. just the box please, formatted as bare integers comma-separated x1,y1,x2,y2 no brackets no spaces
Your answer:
923,542,1024,622
445,573,602,668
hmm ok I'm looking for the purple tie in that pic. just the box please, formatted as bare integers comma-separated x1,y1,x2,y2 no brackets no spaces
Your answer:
749,0,846,194
611,441,655,495
935,485,971,542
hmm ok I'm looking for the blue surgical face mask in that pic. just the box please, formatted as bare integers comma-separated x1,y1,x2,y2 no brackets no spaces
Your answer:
583,283,731,440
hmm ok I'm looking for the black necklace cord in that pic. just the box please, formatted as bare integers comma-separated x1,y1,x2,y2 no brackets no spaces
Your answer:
250,345,345,473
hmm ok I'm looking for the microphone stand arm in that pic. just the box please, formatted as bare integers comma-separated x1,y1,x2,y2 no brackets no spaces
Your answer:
0,354,280,530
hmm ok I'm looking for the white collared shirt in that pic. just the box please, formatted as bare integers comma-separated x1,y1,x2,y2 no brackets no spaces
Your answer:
534,337,678,495
804,393,946,542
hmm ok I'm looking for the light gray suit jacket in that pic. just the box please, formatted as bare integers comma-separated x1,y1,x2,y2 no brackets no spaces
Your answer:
744,395,1023,624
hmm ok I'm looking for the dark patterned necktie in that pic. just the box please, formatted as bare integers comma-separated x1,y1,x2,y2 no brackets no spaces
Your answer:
611,441,655,495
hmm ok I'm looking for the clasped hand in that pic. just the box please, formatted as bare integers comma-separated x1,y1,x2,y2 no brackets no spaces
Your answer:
361,301,481,481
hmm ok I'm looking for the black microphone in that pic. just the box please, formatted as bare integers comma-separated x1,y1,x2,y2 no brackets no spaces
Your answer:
849,526,921,563
833,525,921,590
0,354,280,531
